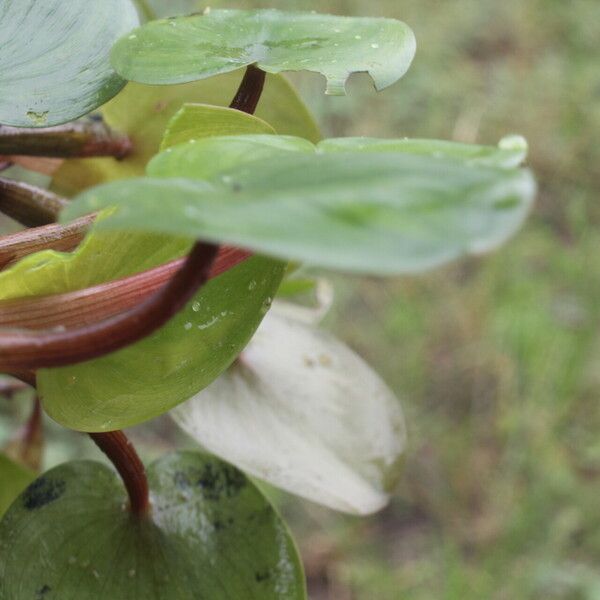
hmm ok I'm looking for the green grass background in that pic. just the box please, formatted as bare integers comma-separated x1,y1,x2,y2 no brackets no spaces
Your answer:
232,1,600,598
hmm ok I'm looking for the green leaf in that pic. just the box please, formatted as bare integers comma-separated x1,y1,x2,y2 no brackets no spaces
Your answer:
65,152,536,275
318,135,529,168
0,0,139,127
0,452,306,599
0,454,35,517
111,9,416,95
172,304,405,514
161,104,275,150
39,255,284,432
154,134,315,180
148,133,529,181
51,72,320,197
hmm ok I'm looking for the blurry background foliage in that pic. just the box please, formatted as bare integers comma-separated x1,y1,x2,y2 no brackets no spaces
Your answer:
2,0,600,598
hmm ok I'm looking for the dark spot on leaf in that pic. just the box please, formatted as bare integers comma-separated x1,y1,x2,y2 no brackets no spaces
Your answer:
174,463,246,501
22,478,66,510
255,569,271,583
36,584,51,599
213,516,235,531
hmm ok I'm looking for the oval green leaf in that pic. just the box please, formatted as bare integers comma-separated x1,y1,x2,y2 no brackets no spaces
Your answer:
173,305,405,514
0,0,139,127
0,452,306,599
51,72,320,197
39,255,283,432
111,9,416,95
65,152,536,275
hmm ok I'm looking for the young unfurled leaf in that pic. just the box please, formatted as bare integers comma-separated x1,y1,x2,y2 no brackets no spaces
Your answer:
161,104,275,150
51,73,320,197
0,0,139,127
0,452,306,599
0,454,34,517
65,151,536,275
111,9,416,95
172,305,405,514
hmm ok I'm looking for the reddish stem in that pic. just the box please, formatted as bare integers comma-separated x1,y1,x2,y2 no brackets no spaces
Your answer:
0,247,250,330
0,176,68,226
230,65,266,114
0,242,218,370
0,214,94,271
90,431,149,515
0,119,131,159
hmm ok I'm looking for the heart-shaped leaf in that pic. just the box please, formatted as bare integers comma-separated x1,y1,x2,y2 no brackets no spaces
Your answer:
51,72,320,197
172,306,405,514
111,9,416,95
0,454,34,517
0,452,306,599
65,151,536,275
0,0,139,127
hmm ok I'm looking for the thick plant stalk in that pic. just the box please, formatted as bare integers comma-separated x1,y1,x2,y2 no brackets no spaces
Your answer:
0,247,251,329
0,242,218,370
0,65,265,372
0,214,94,270
4,397,44,471
90,431,149,515
0,177,68,226
0,119,131,159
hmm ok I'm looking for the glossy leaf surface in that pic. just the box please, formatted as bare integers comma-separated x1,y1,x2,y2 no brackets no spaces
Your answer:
0,0,139,127
51,72,320,197
0,452,306,599
173,306,405,514
0,454,34,517
39,255,284,432
66,152,536,275
111,9,416,95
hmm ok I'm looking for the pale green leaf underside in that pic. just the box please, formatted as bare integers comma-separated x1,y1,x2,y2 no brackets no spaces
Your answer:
65,151,536,275
0,0,139,127
111,9,416,95
148,134,528,181
0,452,306,599
173,307,405,514
0,454,34,518
51,72,320,198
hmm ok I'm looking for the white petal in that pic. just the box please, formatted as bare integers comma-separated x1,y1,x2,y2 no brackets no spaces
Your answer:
172,310,406,514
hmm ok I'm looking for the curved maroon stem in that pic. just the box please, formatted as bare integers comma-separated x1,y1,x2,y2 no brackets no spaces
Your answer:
0,242,218,370
230,65,266,114
90,431,149,515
